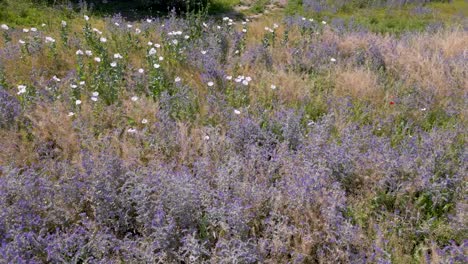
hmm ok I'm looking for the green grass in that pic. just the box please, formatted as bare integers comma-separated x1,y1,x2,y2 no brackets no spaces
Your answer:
286,0,467,34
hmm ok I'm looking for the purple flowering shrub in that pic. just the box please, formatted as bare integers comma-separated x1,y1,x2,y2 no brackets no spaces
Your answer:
0,3,466,262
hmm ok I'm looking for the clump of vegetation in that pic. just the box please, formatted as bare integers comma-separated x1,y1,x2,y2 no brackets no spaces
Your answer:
0,0,466,262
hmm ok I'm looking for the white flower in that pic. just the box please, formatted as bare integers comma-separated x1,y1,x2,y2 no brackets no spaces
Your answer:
135,28,141,34
203,135,210,141
114,22,120,26
184,35,190,40
242,21,247,25
52,75,61,82
138,68,144,74
223,17,229,21
301,17,306,21
141,119,148,124
110,61,117,67
421,108,427,111
234,50,239,54
147,41,153,46
70,84,78,89
242,80,249,86
207,81,214,87
94,57,101,62
264,27,270,31
19,40,26,45
175,77,181,83
61,20,67,27
92,28,102,35
148,48,157,56
234,109,241,115
92,91,99,97
309,18,314,22
85,50,93,56
271,84,277,90
79,81,85,86
322,21,327,25
226,75,232,80
91,96,98,102
68,112,75,117
242,28,247,33
203,22,208,28
23,28,29,33
153,64,160,69
217,26,221,29
330,57,336,62
201,50,207,55
154,43,161,48
146,19,152,23
245,76,252,82
127,128,137,133
31,27,38,32
114,53,123,59
99,37,107,43
84,15,90,21
273,23,279,29
17,85,26,95
172,39,178,45
127,24,133,28
45,36,56,43
159,56,164,61
1,24,9,30
131,96,138,102
76,49,84,55
75,100,82,105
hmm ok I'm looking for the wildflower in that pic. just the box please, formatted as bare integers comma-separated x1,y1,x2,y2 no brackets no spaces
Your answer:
114,53,123,59
127,128,137,133
91,96,98,102
184,35,190,40
23,28,29,33
79,81,85,86
154,43,161,48
92,28,102,35
114,22,120,26
207,81,214,87
110,61,117,67
17,85,26,95
271,84,277,90
203,135,210,140
76,49,84,55
45,36,56,43
330,58,336,62
242,80,249,86
175,77,181,83
1,24,9,30
146,19,152,23
99,37,107,43
131,96,138,102
94,57,101,62
242,21,247,25
273,23,279,29
242,28,247,33
153,64,160,69
172,39,178,45
127,24,133,28
245,76,252,82
70,84,77,89
75,100,82,105
141,119,148,124
226,76,232,80
421,108,427,111
201,50,207,55
234,109,241,115
203,22,208,28
85,50,93,56
322,21,327,25
301,17,306,21
84,15,90,21
68,112,75,117
147,41,153,46
223,17,229,21
309,18,314,22
52,76,61,82
148,48,157,56
159,56,164,61
61,20,67,27
389,101,395,105
135,28,141,34
92,91,99,97
19,40,26,45
138,68,144,74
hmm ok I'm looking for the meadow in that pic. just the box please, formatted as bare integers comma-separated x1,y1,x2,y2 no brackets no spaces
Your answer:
0,0,466,262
